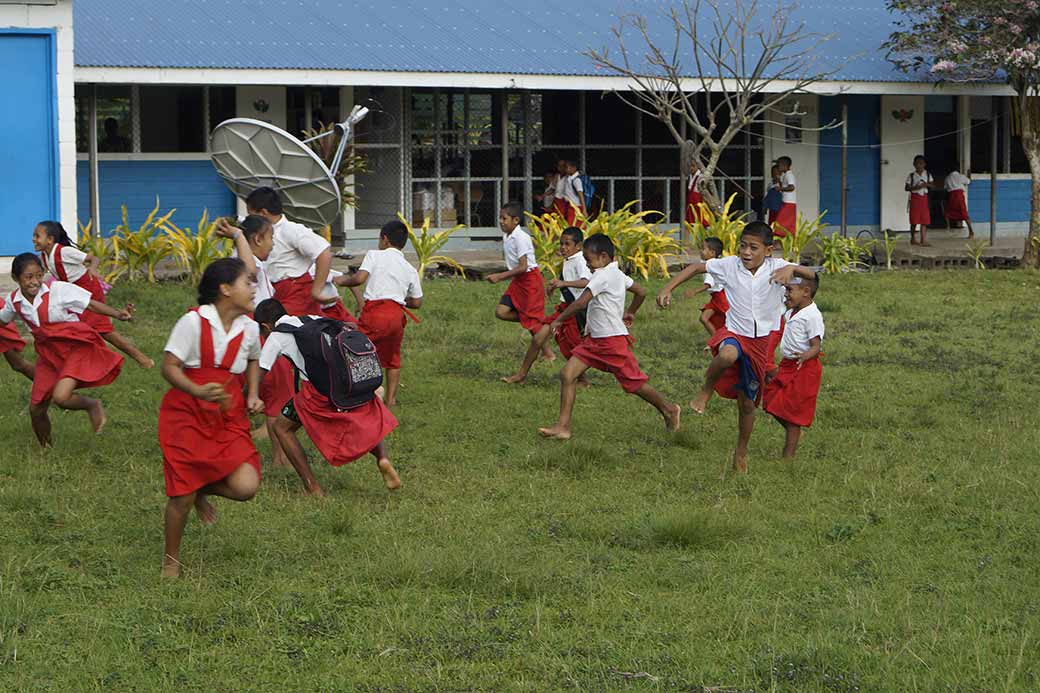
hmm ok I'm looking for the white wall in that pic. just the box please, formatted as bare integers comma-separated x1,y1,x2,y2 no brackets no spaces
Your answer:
880,95,925,231
763,95,820,224
0,0,77,235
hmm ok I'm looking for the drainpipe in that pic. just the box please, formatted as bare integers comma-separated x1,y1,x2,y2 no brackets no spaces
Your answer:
990,96,998,246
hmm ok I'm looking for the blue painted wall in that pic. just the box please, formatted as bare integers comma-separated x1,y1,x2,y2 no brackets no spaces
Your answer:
818,95,881,229
966,178,1032,223
76,160,236,234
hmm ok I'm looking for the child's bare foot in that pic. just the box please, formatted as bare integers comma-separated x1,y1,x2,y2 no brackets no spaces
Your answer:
538,425,572,440
500,374,526,384
385,399,398,408
194,495,217,524
378,458,401,490
304,481,328,497
540,351,556,363
576,377,592,389
251,424,269,441
732,452,749,474
690,390,712,415
664,404,681,432
135,354,156,369
161,556,182,578
88,400,107,434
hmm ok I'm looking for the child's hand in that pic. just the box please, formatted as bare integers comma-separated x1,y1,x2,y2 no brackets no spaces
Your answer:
770,265,795,285
486,273,501,284
547,278,561,292
195,382,229,404
549,319,562,333
656,289,673,308
765,367,779,384
622,312,635,327
117,303,135,321
247,395,264,415
796,351,812,368
214,218,241,239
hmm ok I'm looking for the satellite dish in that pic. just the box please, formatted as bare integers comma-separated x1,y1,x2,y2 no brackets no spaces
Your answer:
209,106,369,230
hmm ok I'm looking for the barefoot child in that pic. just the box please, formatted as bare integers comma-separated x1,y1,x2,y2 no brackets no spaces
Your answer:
763,274,824,461
33,220,154,368
0,296,35,381
657,221,816,473
158,258,264,577
906,155,935,246
254,298,401,497
0,253,130,446
538,233,681,440
502,226,590,384
681,236,729,337
335,219,422,407
487,202,553,363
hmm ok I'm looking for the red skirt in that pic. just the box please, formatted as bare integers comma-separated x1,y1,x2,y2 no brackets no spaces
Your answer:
272,274,324,316
504,270,547,332
700,290,730,332
30,322,123,405
685,190,710,227
259,350,295,418
159,367,261,496
0,321,25,353
544,302,583,359
293,380,398,466
763,357,822,427
554,198,578,225
707,328,777,404
73,273,113,335
572,334,648,393
945,189,969,221
909,194,931,226
359,299,408,369
773,203,796,238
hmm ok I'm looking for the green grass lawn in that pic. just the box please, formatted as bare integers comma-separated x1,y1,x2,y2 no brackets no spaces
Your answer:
1,270,1039,691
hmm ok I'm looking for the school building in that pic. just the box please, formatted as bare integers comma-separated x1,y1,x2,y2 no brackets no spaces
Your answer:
0,0,1032,257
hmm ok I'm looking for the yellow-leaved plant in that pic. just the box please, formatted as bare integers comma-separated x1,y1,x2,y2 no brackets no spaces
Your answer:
398,213,465,277
77,219,122,284
112,198,176,282
780,211,827,264
684,194,748,257
524,211,569,278
575,201,681,279
162,209,232,284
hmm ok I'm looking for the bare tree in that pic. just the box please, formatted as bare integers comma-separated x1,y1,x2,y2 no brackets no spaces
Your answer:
587,0,842,218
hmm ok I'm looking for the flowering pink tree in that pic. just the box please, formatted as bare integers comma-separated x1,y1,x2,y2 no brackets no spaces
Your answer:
885,0,1040,264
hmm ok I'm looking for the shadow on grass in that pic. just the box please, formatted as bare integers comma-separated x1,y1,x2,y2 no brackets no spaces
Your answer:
582,510,750,552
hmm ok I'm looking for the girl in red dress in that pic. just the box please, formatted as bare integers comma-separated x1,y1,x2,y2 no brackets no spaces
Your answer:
33,220,155,368
685,159,711,229
0,254,130,446
158,258,264,578
0,295,35,382
905,155,935,246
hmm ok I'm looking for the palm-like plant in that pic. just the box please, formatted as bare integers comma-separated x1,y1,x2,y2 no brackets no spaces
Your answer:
113,199,176,282
577,201,681,279
302,122,369,211
397,213,465,276
780,211,827,264
684,194,749,257
163,209,231,284
524,211,569,278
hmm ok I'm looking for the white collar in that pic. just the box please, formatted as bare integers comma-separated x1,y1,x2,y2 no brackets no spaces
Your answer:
13,282,50,306
563,253,584,264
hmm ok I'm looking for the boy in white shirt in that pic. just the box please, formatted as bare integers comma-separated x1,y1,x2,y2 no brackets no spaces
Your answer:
657,221,817,474
773,156,797,238
336,220,423,407
559,159,587,225
538,233,681,440
944,166,974,239
763,274,824,461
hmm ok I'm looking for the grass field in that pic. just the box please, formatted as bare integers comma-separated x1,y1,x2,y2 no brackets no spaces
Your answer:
1,269,1039,691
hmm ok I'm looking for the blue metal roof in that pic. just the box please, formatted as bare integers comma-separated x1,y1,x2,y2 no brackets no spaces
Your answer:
73,0,931,83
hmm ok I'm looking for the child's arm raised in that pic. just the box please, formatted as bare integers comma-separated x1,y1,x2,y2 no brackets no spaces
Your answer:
769,263,816,285
161,352,229,404
656,261,707,308
487,254,530,284
87,300,134,322
215,219,257,277
549,288,593,330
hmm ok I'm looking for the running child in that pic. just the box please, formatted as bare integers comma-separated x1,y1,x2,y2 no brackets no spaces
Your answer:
158,258,264,578
944,166,974,239
680,236,730,337
0,296,34,381
254,298,401,497
502,226,591,385
773,156,797,238
906,155,935,246
657,221,816,474
33,220,154,368
0,253,130,446
335,219,422,407
538,233,681,440
763,273,824,462
487,202,553,363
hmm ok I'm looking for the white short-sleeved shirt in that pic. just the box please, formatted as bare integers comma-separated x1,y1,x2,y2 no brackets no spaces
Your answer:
230,249,275,307
163,304,261,374
584,261,633,338
779,303,825,360
259,315,316,380
503,227,538,272
907,171,933,196
688,170,702,192
558,251,592,303
705,255,794,337
781,171,797,204
42,244,89,283
703,272,724,294
553,174,567,200
561,173,585,207
360,248,423,304
945,171,971,192
0,281,90,328
265,216,331,283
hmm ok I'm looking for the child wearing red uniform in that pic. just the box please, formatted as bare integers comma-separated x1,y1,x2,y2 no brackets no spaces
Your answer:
538,233,681,440
336,220,423,407
502,226,591,385
0,254,131,447
772,156,797,238
488,202,553,363
558,160,588,226
254,299,401,497
158,258,264,578
685,159,711,228
0,296,34,381
906,155,936,246
944,167,975,239
681,237,729,337
763,274,824,461
33,220,154,368
657,221,816,474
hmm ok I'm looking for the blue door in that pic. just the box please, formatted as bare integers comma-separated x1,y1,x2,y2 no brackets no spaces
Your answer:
0,31,58,255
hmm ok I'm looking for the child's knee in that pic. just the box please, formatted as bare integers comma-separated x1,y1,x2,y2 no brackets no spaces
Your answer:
717,345,739,365
494,305,512,321
738,398,756,416
167,493,195,511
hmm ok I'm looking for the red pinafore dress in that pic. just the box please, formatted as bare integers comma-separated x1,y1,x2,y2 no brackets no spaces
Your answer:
41,245,113,334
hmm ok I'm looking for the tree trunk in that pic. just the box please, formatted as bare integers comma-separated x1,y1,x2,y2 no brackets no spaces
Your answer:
1018,94,1040,268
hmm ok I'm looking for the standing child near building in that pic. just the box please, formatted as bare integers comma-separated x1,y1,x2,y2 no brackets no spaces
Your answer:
488,202,554,363
763,274,824,462
0,297,34,381
158,258,264,578
944,166,974,239
0,253,130,446
254,298,401,497
906,155,935,246
657,221,817,474
773,157,796,238
685,158,710,228
680,237,730,337
33,221,154,368
538,233,681,440
763,164,783,225
335,219,422,408
560,159,588,225
502,226,591,385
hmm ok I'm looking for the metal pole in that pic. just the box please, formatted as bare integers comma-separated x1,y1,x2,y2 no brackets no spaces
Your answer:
88,84,101,234
990,96,998,246
501,92,510,204
304,86,313,135
841,98,848,238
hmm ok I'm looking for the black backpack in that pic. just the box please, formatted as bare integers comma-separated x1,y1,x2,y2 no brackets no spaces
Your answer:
274,317,383,411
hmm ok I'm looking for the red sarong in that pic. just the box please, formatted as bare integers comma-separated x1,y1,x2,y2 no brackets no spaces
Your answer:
707,328,777,404
945,189,969,221
700,290,730,333
544,302,583,359
359,299,418,369
41,245,113,335
909,194,930,226
572,334,648,393
272,274,324,316
259,334,295,418
320,299,356,324
503,270,546,332
0,299,25,353
554,198,578,225
773,203,796,238
292,380,398,466
763,356,822,427
685,190,710,227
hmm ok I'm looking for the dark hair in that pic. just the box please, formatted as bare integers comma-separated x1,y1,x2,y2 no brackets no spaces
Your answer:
379,219,409,249
501,201,523,221
808,271,820,298
245,186,284,215
240,214,273,242
741,221,773,246
561,226,583,244
564,158,578,167
11,252,43,280
777,156,792,167
913,154,927,165
702,236,723,258
36,220,76,248
254,298,287,326
197,258,247,305
583,233,615,259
